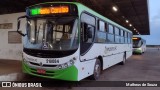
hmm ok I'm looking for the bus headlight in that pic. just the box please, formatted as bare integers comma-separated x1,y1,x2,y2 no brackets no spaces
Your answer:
64,63,68,68
138,48,142,50
58,65,63,69
23,58,29,64
57,57,77,69
70,60,74,65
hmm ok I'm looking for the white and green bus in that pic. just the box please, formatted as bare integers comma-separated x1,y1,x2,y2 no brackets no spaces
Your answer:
17,2,132,81
132,37,146,54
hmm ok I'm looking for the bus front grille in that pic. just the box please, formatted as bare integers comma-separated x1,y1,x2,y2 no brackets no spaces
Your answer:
30,68,55,77
29,62,57,67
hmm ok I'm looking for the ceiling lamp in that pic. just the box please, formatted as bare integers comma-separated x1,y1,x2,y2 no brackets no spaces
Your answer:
129,24,132,27
112,6,118,12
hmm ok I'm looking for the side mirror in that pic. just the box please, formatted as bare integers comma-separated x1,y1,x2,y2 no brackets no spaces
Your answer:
17,15,27,37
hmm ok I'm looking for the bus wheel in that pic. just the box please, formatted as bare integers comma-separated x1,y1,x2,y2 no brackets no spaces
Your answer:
90,59,101,80
120,54,126,65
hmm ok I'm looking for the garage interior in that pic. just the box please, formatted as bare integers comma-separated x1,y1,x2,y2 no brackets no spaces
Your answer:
0,0,150,82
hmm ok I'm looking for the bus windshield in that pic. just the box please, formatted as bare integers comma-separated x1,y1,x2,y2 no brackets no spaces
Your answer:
133,39,142,48
24,17,79,51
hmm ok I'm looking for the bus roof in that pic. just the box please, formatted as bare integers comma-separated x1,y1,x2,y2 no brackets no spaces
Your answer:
27,2,132,33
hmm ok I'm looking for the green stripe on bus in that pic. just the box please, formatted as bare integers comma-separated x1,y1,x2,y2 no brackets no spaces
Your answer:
133,49,142,53
22,62,78,81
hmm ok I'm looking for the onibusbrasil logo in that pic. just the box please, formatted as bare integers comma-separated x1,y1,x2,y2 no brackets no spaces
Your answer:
1,82,42,87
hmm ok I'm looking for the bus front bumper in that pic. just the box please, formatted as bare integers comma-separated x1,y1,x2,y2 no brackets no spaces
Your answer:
133,48,142,54
22,62,78,81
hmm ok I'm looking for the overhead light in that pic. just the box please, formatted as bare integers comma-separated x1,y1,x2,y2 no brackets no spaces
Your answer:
134,28,136,31
112,6,118,12
129,24,132,27
126,20,129,23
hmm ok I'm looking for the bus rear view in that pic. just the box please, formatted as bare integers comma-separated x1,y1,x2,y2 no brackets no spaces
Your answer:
132,37,146,54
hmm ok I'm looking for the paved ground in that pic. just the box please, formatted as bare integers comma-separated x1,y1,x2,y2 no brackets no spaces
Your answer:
0,48,160,90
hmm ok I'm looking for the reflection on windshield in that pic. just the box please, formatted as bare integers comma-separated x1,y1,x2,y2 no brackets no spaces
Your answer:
133,40,142,48
24,17,79,51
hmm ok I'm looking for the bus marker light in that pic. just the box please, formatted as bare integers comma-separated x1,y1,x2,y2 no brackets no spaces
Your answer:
82,67,84,70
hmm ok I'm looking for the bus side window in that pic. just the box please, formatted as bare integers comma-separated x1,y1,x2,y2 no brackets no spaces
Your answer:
108,24,114,43
81,23,94,43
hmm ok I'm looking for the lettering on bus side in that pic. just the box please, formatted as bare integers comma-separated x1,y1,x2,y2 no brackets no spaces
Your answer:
46,59,59,63
104,46,117,54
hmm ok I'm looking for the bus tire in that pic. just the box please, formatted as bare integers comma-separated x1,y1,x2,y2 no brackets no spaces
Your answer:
120,53,126,65
90,59,101,80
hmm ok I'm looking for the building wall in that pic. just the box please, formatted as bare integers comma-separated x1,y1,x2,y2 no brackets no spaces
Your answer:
0,12,25,60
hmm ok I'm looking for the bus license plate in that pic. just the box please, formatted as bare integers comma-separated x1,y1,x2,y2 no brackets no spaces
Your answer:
37,69,46,74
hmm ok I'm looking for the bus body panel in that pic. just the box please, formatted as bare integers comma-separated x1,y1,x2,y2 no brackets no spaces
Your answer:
20,2,133,81
77,43,132,80
80,44,132,70
76,59,96,81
